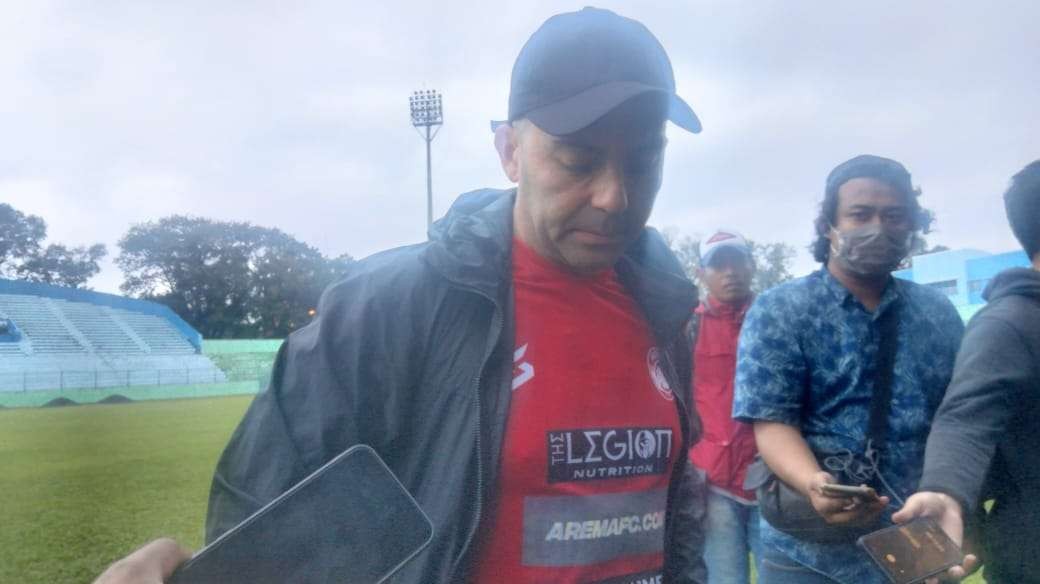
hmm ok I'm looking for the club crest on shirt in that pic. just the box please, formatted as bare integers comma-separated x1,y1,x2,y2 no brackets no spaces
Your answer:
646,347,673,401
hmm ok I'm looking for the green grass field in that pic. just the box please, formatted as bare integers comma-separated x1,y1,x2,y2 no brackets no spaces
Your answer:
1,395,986,583
0,396,252,583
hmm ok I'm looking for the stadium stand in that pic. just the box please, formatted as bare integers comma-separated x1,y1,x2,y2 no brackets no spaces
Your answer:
122,311,196,354
202,339,281,382
0,279,226,393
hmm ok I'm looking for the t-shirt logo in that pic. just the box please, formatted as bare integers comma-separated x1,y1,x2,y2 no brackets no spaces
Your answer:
522,490,668,568
547,427,674,483
634,430,658,459
513,343,535,391
646,348,673,401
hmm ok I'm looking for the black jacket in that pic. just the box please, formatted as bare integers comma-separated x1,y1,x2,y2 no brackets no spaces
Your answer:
919,267,1040,584
205,189,707,583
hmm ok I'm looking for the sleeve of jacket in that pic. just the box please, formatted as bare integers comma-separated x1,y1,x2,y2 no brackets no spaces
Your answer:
667,458,709,584
204,262,420,543
917,313,1034,514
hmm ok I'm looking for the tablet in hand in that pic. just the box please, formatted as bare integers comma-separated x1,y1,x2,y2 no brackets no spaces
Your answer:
170,445,434,584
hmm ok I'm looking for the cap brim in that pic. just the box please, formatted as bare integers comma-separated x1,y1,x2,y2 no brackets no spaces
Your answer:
701,243,752,267
521,80,701,136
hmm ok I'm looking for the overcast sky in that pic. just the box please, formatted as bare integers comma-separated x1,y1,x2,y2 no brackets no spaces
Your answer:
2,0,1038,293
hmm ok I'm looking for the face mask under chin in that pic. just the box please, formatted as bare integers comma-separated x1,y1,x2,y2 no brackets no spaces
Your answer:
830,225,911,277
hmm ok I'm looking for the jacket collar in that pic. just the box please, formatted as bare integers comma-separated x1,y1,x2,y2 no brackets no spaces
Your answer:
615,232,699,342
423,188,516,300
423,188,698,338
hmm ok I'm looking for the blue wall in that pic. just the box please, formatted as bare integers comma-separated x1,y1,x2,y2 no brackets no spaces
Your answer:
894,249,1031,308
965,251,1031,304
893,249,989,306
0,279,202,351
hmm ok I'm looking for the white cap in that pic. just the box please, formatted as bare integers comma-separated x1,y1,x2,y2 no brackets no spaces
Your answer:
700,229,751,266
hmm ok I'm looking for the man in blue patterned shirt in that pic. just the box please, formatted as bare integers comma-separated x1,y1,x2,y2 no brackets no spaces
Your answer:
732,155,964,584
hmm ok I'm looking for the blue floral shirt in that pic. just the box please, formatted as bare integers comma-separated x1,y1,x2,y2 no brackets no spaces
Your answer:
733,269,963,584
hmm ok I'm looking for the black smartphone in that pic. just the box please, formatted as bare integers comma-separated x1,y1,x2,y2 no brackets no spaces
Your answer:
169,444,434,584
820,483,880,500
857,517,962,584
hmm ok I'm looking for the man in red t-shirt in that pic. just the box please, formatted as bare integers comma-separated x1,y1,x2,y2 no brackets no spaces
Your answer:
469,9,705,582
688,230,760,584
94,8,708,584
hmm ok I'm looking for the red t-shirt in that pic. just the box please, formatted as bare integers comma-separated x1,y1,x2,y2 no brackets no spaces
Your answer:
471,239,681,584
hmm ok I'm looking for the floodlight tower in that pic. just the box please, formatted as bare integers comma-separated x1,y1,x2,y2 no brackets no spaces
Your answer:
409,89,444,230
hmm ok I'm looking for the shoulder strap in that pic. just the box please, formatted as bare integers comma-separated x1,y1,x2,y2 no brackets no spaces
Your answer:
867,303,900,450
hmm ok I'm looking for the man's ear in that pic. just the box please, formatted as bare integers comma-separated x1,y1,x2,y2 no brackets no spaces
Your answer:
494,123,521,183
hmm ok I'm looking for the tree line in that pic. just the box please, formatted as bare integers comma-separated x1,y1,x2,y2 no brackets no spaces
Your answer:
2,202,804,338
1,204,352,338
0,204,106,288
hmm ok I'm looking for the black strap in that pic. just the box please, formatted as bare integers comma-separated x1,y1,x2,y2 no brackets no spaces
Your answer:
867,303,900,451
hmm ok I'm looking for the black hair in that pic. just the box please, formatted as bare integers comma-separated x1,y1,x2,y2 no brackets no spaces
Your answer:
1004,160,1040,262
810,178,933,263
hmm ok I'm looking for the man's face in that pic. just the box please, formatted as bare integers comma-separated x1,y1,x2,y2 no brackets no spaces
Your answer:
700,247,754,304
827,177,913,265
502,96,668,274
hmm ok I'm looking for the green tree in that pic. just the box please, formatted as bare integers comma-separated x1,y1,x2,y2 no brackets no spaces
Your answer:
0,203,106,288
117,216,353,338
248,231,353,338
17,244,107,288
662,231,702,284
749,240,796,293
911,240,950,257
0,204,45,276
118,217,253,338
900,237,950,269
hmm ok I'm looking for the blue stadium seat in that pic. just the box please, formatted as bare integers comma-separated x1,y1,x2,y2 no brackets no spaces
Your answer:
0,282,226,393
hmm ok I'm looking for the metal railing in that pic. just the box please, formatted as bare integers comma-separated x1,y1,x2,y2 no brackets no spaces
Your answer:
0,367,229,393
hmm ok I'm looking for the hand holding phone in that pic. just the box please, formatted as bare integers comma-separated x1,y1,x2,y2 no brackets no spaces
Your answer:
807,471,888,525
820,483,881,501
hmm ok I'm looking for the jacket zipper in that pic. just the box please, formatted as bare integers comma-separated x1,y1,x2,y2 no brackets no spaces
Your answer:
660,335,693,581
447,292,503,582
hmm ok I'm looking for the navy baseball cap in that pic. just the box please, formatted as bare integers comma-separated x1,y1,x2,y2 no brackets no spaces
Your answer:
492,7,701,136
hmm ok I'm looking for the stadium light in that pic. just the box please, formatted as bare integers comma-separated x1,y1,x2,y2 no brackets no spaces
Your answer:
409,89,444,230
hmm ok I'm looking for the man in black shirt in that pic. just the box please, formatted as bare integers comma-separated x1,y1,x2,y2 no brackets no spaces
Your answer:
894,160,1040,583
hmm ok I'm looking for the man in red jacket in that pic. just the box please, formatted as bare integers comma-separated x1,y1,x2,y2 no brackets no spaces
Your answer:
688,230,760,584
